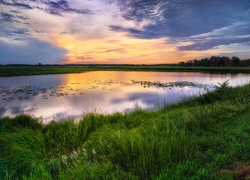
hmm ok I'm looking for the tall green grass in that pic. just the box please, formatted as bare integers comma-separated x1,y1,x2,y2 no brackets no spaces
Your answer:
1,83,250,179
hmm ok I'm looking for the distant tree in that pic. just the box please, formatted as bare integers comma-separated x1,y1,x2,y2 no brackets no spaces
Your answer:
178,62,185,66
241,59,250,66
177,56,248,67
38,63,42,66
232,56,240,66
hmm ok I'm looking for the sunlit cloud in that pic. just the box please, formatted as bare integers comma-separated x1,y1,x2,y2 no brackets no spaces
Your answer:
0,0,249,64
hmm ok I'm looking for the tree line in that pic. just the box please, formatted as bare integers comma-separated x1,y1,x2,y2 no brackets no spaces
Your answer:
178,56,250,66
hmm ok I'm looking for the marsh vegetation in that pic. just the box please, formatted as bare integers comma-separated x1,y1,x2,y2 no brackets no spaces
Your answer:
1,65,250,77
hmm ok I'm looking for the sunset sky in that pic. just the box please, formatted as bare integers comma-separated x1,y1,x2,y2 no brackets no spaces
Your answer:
0,0,250,64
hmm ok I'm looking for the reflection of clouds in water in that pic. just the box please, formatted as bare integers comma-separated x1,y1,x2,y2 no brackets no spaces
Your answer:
9,106,22,114
0,107,7,116
1,71,250,123
42,112,81,124
1,103,38,117
110,87,198,111
0,91,38,117
111,92,163,106
0,81,221,121
0,74,65,88
14,105,37,115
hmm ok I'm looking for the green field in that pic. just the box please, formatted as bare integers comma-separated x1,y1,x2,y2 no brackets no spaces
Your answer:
1,81,250,179
1,65,250,76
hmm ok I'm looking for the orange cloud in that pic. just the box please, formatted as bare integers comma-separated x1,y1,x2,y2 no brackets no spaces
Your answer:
54,32,198,64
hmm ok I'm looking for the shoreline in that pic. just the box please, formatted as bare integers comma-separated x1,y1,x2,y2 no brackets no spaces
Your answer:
1,83,250,179
1,65,250,77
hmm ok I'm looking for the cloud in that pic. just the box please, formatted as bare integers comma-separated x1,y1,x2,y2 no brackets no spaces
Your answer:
178,22,250,51
113,0,250,37
1,0,249,64
0,0,94,17
0,12,15,23
0,0,33,9
178,38,250,51
0,11,32,38
110,0,250,51
10,28,30,35
112,0,162,22
97,48,125,54
43,0,94,16
0,12,28,24
0,25,30,38
16,15,29,20
0,38,67,64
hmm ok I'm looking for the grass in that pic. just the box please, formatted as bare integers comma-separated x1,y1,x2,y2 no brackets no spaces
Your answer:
1,65,250,77
0,66,89,77
0,83,250,179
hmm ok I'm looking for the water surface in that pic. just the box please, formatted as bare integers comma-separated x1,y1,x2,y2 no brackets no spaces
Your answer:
0,71,249,123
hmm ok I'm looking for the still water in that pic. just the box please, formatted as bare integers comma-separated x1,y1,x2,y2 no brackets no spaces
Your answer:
0,71,249,123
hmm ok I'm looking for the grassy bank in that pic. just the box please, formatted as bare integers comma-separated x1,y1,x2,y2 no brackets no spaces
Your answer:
1,65,250,77
1,83,250,179
0,66,89,77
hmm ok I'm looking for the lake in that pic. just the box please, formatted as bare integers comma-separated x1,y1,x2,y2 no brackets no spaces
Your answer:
0,71,249,123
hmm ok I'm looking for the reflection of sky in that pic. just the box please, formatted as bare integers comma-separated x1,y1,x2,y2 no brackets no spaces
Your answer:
0,71,250,123
0,75,64,87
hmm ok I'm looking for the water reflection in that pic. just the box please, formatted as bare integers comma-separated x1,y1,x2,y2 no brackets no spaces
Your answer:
0,71,249,123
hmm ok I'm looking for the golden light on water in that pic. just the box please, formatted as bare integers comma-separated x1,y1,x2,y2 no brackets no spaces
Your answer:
1,71,250,122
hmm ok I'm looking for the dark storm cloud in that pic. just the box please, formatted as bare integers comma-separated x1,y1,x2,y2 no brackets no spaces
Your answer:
43,0,94,16
0,38,67,64
110,0,250,50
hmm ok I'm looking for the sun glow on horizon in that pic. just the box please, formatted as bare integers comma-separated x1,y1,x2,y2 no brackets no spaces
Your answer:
55,32,204,64
0,0,249,64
